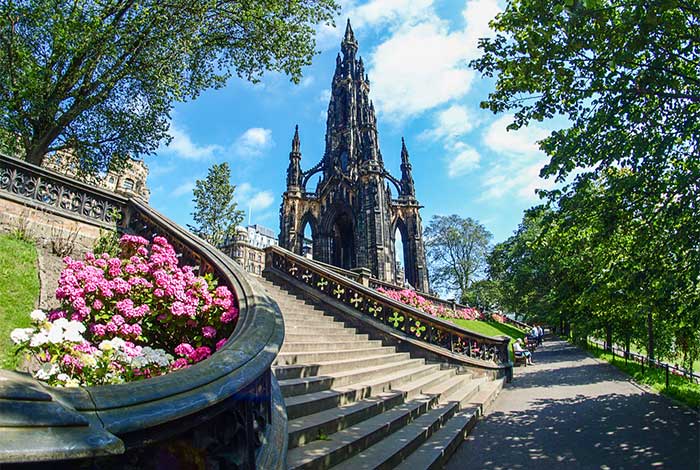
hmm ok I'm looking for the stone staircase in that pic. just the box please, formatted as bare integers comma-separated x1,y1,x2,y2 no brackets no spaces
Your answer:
259,276,505,470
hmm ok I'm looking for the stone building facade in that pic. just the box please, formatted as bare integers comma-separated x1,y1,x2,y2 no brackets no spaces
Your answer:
220,225,278,276
279,21,429,291
43,151,150,201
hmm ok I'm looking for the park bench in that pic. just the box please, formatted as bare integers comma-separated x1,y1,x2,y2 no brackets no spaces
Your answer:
512,343,528,366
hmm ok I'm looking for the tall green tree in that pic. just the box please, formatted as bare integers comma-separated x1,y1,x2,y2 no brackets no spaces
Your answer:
474,0,700,361
425,215,492,300
188,162,244,247
0,0,337,171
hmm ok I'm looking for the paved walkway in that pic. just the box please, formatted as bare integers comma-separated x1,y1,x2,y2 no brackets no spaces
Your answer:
446,338,699,469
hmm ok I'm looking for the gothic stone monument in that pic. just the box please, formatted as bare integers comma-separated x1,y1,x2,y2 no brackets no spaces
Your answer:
279,20,429,292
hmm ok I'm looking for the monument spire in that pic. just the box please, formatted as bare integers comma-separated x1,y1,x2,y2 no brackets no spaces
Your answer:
399,137,416,198
286,125,302,190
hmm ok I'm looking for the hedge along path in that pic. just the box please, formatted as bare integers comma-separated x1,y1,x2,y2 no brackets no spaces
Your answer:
0,234,40,369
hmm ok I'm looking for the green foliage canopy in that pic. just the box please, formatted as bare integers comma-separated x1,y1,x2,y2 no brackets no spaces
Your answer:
188,162,244,248
0,0,338,171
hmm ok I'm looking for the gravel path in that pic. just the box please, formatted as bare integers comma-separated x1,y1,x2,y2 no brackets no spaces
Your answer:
446,338,699,469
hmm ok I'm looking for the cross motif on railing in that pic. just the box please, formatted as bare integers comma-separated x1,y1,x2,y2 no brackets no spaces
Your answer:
369,303,382,318
410,320,426,338
317,278,328,289
349,294,362,308
301,271,312,282
388,311,404,328
333,284,345,299
288,264,298,275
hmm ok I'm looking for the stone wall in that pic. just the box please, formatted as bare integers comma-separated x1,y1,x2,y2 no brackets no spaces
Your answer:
0,196,107,253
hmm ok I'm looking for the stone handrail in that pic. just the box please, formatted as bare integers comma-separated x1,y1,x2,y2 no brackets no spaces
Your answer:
265,246,511,367
0,154,286,468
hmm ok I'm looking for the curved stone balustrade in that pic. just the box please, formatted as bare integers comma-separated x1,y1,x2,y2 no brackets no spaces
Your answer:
0,154,286,469
265,246,511,371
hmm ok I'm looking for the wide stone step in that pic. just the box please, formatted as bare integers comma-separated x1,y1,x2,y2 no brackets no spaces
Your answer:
275,346,395,366
284,332,371,343
286,395,438,470
422,374,472,402
279,362,441,397
280,340,386,353
283,363,429,419
273,352,417,380
285,325,351,335
280,313,337,322
394,379,504,470
288,391,406,449
286,365,461,448
333,401,459,470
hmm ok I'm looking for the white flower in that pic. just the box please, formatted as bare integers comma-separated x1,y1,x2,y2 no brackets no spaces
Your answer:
99,340,114,351
56,373,70,382
47,324,64,344
52,318,69,329
63,329,84,343
34,363,59,380
10,328,34,344
131,356,148,368
29,310,46,323
29,331,49,347
82,354,97,368
65,320,86,334
110,338,125,350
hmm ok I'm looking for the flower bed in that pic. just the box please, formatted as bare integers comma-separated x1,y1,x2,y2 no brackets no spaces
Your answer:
376,287,485,321
10,234,238,386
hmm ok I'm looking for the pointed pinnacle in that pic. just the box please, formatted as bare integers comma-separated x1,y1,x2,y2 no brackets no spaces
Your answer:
344,19,356,42
292,125,300,153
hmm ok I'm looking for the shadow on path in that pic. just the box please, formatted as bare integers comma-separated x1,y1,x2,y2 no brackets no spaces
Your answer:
446,339,699,470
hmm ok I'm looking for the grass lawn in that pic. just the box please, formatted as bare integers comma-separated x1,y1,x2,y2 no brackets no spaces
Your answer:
585,342,700,409
445,319,528,362
0,234,40,369
448,319,527,341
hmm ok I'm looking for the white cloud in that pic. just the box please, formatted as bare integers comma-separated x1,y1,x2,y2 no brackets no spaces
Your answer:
483,114,550,156
421,104,478,141
478,114,556,202
367,0,501,122
369,21,475,122
234,128,274,157
236,182,275,213
165,123,222,160
319,89,331,103
172,180,195,198
447,143,481,178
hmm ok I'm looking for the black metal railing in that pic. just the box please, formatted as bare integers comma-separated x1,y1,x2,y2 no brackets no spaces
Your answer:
266,246,511,366
0,153,286,469
587,337,700,386
311,257,532,333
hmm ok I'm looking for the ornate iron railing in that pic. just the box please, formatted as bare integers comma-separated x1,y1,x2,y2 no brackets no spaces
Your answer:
0,154,128,227
313,258,532,333
266,246,511,366
0,154,286,469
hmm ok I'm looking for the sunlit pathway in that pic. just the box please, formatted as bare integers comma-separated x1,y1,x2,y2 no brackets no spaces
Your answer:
446,338,699,469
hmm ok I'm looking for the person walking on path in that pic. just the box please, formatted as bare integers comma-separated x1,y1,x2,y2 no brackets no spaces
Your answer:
446,338,699,469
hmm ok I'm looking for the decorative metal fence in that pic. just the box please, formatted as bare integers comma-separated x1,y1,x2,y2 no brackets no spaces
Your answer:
266,246,511,366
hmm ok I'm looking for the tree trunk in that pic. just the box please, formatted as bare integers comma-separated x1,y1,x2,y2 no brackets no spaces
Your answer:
647,310,654,360
605,323,613,352
625,332,631,359
25,146,46,166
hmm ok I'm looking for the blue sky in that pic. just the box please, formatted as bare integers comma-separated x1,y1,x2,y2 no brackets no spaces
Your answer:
146,0,558,244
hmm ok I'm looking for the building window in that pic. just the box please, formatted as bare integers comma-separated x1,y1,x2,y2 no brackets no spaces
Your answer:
123,178,135,190
109,176,115,184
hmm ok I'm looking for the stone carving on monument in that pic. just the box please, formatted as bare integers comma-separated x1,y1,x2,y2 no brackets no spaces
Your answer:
279,20,429,292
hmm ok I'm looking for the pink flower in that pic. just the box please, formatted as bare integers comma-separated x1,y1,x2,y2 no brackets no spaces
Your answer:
189,346,211,363
216,338,227,351
175,343,195,357
92,299,104,310
171,358,189,370
202,326,216,338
